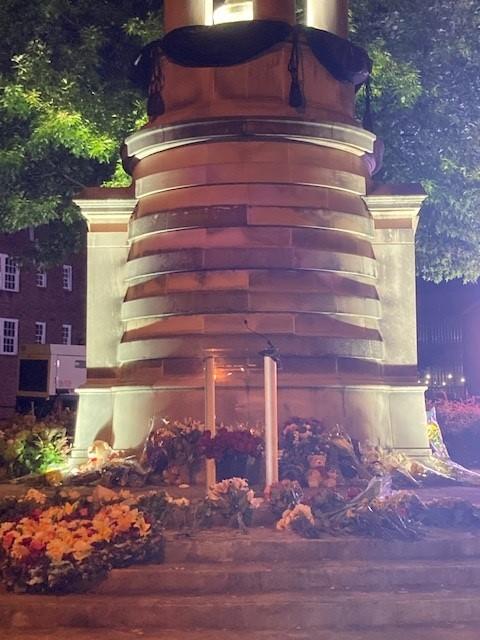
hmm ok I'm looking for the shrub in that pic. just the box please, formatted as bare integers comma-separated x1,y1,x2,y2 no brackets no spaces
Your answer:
434,399,480,466
0,414,70,478
435,399,480,435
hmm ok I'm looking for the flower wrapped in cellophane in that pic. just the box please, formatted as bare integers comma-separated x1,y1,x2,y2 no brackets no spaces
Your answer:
202,477,258,531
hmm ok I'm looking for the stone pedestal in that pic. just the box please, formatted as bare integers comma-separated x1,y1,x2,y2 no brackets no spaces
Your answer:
72,9,429,462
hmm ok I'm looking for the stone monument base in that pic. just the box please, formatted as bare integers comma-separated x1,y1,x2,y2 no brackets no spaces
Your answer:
71,378,429,465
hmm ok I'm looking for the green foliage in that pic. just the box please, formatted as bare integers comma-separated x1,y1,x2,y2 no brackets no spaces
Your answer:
351,0,480,281
0,414,70,477
0,0,162,263
1,1,479,280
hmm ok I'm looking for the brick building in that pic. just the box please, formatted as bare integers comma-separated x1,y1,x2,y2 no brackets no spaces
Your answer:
0,229,86,419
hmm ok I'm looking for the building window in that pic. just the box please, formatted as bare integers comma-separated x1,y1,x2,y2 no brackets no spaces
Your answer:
62,324,72,345
62,265,72,291
35,321,46,345
0,318,18,355
0,254,20,292
36,267,47,288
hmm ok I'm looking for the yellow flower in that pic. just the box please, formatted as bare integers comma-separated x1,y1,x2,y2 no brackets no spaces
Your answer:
92,516,114,542
24,489,47,504
43,506,66,522
44,470,63,486
46,538,71,562
135,516,151,537
173,497,190,508
63,502,76,516
276,504,314,531
0,521,14,537
72,539,93,561
10,541,30,561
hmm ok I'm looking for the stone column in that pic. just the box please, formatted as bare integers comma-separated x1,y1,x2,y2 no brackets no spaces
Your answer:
253,0,296,24
306,0,349,38
365,185,430,457
70,188,136,465
164,0,213,34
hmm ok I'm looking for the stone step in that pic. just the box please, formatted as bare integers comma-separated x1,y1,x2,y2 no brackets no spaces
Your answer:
96,559,480,595
165,529,480,563
5,626,480,640
4,590,480,630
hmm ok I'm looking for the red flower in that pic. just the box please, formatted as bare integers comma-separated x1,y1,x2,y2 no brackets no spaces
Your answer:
2,532,16,550
29,539,45,553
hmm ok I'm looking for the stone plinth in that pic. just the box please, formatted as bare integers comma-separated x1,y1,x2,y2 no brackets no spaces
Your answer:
72,16,429,462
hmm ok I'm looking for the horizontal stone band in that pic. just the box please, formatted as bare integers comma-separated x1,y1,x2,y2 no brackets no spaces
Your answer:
117,334,383,364
124,248,378,282
124,118,376,164
121,290,381,321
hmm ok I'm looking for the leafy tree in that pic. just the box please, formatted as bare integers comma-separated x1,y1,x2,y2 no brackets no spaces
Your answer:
0,0,161,264
1,0,479,282
350,0,480,282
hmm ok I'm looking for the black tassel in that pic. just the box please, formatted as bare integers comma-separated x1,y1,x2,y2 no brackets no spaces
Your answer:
147,93,165,118
288,29,305,109
289,81,304,109
147,52,165,118
362,78,373,131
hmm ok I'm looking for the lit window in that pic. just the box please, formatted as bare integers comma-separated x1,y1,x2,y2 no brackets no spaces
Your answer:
0,318,18,355
62,324,72,345
35,321,46,345
62,265,72,291
0,254,20,292
36,267,47,288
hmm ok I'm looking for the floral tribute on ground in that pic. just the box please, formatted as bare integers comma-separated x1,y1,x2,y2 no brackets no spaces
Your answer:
0,479,261,593
0,486,167,593
264,416,480,541
61,419,264,489
202,477,259,531
3,413,480,594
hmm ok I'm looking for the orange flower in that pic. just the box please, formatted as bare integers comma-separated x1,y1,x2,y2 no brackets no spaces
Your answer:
10,542,30,561
2,530,18,550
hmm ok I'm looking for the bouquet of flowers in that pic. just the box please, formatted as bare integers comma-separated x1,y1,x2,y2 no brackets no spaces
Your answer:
202,478,257,531
264,479,303,518
200,427,263,461
279,418,326,484
277,486,423,541
143,418,205,484
419,498,480,528
200,426,263,483
276,504,315,532
280,419,363,486
0,487,165,593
